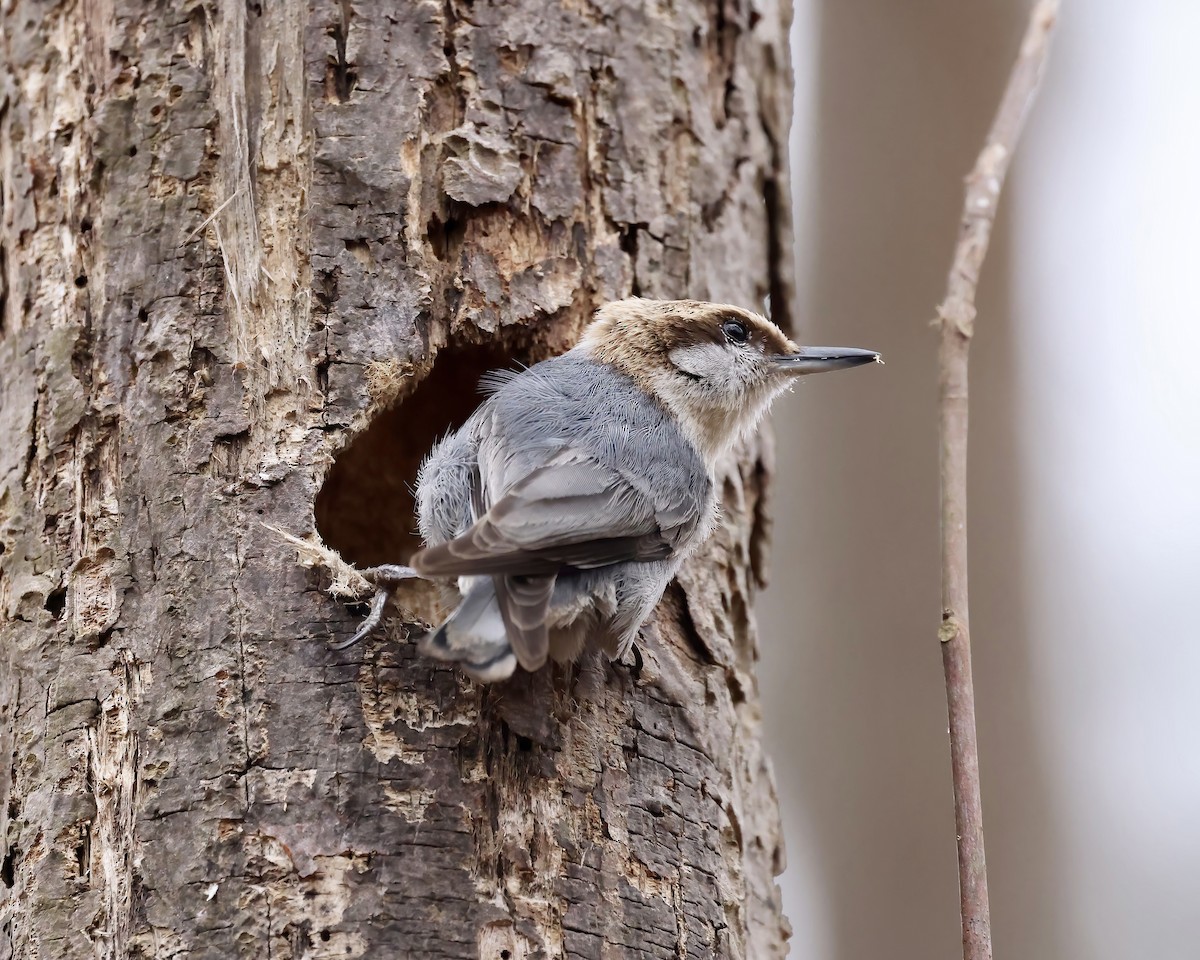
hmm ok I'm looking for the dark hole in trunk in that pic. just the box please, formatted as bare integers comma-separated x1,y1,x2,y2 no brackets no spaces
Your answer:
314,338,536,568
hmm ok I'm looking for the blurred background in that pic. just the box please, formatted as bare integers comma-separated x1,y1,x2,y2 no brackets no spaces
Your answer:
756,2,1200,958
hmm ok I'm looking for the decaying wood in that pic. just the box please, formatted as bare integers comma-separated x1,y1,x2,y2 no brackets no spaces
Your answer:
1,1,795,957
935,3,1060,959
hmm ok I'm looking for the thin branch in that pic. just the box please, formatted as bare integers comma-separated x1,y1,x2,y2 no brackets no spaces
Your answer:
935,3,1060,960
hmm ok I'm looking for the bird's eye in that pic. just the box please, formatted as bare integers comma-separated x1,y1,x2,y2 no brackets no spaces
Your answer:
722,319,749,344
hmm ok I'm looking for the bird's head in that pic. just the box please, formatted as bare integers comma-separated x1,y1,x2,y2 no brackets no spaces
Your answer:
578,298,880,461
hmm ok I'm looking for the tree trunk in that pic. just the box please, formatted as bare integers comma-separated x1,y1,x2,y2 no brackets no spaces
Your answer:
1,1,794,957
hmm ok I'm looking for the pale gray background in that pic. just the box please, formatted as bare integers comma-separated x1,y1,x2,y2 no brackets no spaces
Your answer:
758,2,1200,958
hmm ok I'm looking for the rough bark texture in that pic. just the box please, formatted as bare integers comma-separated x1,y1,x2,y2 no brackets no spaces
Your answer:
0,1,794,957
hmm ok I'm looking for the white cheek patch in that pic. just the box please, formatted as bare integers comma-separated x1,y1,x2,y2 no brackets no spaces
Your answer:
669,343,736,384
660,342,774,459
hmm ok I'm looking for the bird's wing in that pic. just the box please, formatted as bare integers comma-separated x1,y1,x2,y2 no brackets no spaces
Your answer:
493,574,555,671
411,447,698,578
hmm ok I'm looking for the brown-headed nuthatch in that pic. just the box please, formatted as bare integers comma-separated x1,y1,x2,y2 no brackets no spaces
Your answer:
335,298,880,681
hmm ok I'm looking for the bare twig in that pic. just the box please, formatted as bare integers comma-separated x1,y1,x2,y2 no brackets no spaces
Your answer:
935,3,1060,959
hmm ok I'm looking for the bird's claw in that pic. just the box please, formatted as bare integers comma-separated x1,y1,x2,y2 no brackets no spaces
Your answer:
331,564,421,650
620,640,644,682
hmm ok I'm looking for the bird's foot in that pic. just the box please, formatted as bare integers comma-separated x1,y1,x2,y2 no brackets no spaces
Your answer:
330,564,422,650
360,564,421,587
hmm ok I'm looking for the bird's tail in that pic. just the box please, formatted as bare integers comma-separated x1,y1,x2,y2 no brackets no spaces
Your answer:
419,577,516,682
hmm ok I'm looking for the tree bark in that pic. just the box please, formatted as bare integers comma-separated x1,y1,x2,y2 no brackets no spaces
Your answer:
1,1,794,957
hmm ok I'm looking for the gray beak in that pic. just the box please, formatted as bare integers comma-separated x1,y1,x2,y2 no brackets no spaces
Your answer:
771,346,882,376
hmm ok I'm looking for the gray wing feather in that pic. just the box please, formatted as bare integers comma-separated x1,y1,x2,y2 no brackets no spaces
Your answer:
412,448,682,578
493,574,555,670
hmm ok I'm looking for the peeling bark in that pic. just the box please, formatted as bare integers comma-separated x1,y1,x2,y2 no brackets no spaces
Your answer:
1,1,795,957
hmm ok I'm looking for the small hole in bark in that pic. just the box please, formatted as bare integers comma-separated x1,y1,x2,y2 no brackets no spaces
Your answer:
1,847,16,887
426,211,467,262
721,78,737,126
344,238,371,267
325,19,357,103
128,145,138,157
319,930,331,943
44,587,67,619
138,307,149,322
501,952,511,959
74,833,89,877
74,275,88,288
315,336,542,568
515,735,533,753
324,60,357,102
618,223,645,297
80,217,93,232
726,672,746,705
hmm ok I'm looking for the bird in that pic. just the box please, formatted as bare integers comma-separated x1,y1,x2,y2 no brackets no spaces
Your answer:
334,298,880,682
